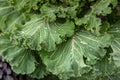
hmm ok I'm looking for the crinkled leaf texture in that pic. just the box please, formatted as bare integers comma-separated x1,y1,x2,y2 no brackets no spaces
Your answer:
30,63,49,79
0,0,75,52
70,56,118,80
109,21,120,67
0,0,119,80
0,0,24,32
75,0,117,35
0,33,36,74
91,0,117,15
40,31,111,80
15,15,74,51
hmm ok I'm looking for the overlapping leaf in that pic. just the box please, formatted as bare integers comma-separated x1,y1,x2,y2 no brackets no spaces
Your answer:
75,15,101,35
93,56,116,77
40,31,111,79
70,57,117,80
8,0,29,10
8,0,41,12
15,15,75,51
0,33,36,74
91,0,118,15
0,0,24,32
75,0,118,34
0,0,119,79
109,21,120,67
30,64,48,79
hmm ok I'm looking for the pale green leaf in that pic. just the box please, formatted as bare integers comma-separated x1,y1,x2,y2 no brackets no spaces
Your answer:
0,0,24,32
0,33,11,54
0,33,36,74
4,47,36,74
40,31,111,79
0,0,13,31
109,21,120,67
75,15,101,35
16,15,75,51
75,0,118,34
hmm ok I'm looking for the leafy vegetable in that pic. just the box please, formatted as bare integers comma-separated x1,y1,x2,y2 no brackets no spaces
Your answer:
15,16,74,51
40,31,111,79
0,0,120,80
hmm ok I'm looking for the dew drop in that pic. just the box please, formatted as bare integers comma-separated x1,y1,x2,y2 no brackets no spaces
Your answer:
80,41,87,45
21,31,25,34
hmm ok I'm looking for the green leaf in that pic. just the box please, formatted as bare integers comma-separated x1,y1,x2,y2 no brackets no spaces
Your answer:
7,0,40,12
40,4,57,21
111,38,120,67
0,0,24,32
5,48,36,74
75,0,117,35
0,33,36,74
0,0,13,31
8,0,29,10
93,56,116,77
0,0,13,18
0,33,11,54
70,56,117,80
109,21,120,67
75,15,101,35
91,0,116,15
40,31,111,79
30,64,48,79
16,15,75,51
